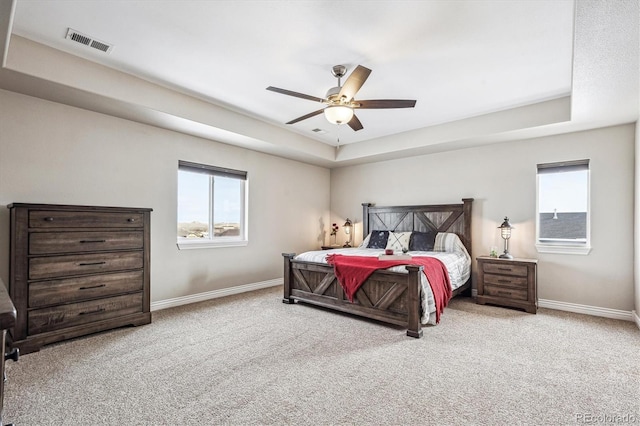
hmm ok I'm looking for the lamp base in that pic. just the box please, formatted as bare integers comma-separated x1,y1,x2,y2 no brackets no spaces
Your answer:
343,243,351,248
499,252,513,259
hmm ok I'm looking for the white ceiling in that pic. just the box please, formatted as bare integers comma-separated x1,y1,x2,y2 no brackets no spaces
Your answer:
1,0,638,167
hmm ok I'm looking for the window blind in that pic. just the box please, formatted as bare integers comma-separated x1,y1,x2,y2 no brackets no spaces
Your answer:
178,160,247,180
537,159,589,174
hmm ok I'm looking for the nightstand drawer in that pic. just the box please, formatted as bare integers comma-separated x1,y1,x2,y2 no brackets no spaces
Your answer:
484,285,528,301
482,262,528,277
483,273,527,288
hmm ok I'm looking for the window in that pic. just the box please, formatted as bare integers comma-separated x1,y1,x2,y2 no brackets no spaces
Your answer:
536,159,590,254
177,160,247,249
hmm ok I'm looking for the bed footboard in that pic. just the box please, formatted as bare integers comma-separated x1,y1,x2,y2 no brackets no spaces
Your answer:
281,198,473,338
282,253,423,338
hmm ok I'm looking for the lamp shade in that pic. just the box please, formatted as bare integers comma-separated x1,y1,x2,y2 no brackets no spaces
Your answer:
343,218,352,234
324,105,354,124
343,218,353,248
498,217,513,239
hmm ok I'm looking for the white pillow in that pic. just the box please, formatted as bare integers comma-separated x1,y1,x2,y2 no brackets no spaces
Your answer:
359,232,371,248
385,232,411,252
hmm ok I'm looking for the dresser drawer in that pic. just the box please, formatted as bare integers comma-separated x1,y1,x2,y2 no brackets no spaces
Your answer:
30,231,143,255
29,251,143,280
28,292,143,335
482,262,528,277
29,270,144,308
29,211,144,229
484,285,528,301
483,273,527,288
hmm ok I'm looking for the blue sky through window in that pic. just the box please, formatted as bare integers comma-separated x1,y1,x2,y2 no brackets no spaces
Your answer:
178,171,241,224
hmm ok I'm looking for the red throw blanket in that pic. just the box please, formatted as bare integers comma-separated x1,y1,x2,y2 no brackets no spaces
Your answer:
326,254,452,323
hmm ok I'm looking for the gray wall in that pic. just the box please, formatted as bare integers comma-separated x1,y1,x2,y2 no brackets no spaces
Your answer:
0,89,330,303
331,124,635,312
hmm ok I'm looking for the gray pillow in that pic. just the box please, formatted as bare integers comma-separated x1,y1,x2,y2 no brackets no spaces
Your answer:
366,230,389,249
409,231,436,251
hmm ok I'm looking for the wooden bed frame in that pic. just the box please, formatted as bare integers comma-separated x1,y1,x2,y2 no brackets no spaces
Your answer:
282,198,473,338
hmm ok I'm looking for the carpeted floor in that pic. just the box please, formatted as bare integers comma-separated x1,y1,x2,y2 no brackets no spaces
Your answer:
4,286,639,425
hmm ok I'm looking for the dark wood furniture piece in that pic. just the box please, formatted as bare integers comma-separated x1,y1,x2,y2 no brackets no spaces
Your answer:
283,199,473,338
476,256,537,313
8,203,152,354
0,279,17,426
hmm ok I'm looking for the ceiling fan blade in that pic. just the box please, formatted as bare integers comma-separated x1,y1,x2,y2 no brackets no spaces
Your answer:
347,114,364,131
286,109,324,125
338,65,372,101
356,99,417,109
266,86,325,103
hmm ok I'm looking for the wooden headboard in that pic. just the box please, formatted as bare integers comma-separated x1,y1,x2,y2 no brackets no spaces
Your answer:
361,198,473,257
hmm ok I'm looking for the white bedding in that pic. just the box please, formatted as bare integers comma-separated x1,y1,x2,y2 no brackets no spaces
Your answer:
295,233,471,325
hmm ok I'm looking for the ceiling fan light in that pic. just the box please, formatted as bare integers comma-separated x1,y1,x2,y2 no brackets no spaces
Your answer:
324,105,354,125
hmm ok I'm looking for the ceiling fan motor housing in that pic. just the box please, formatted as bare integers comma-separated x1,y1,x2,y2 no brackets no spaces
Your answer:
331,65,347,78
325,86,341,101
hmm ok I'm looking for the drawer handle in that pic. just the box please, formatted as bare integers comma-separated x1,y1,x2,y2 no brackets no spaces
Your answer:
44,217,54,222
497,279,512,283
78,261,106,266
127,218,136,223
496,267,511,271
78,308,105,316
80,239,106,244
79,284,106,290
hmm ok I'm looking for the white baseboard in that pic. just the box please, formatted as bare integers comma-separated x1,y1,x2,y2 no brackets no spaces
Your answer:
633,310,640,330
538,298,634,322
150,278,282,312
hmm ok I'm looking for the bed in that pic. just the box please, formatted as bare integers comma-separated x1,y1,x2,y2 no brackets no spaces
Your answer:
282,198,473,338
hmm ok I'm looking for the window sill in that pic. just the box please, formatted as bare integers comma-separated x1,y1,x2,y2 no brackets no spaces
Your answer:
535,243,591,255
177,239,248,250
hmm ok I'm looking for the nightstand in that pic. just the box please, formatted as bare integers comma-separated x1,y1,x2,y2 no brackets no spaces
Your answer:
476,256,538,314
321,245,342,250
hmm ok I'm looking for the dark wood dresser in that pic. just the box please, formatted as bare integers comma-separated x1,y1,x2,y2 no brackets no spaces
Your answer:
476,256,537,314
8,203,152,354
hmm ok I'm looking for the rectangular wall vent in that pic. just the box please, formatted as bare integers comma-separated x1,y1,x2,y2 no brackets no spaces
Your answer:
65,28,114,54
311,128,327,134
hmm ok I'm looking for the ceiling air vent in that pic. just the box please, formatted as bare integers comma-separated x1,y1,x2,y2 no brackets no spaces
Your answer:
311,128,327,134
65,28,114,54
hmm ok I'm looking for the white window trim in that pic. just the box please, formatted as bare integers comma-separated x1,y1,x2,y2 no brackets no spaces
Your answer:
535,243,591,255
177,238,248,250
535,160,591,255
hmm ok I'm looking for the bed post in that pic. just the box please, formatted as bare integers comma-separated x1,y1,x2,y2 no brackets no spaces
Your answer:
461,198,474,259
282,253,296,304
461,198,474,297
362,203,372,238
405,265,423,338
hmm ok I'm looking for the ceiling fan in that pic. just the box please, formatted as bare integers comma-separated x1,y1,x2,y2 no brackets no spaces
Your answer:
266,65,416,131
